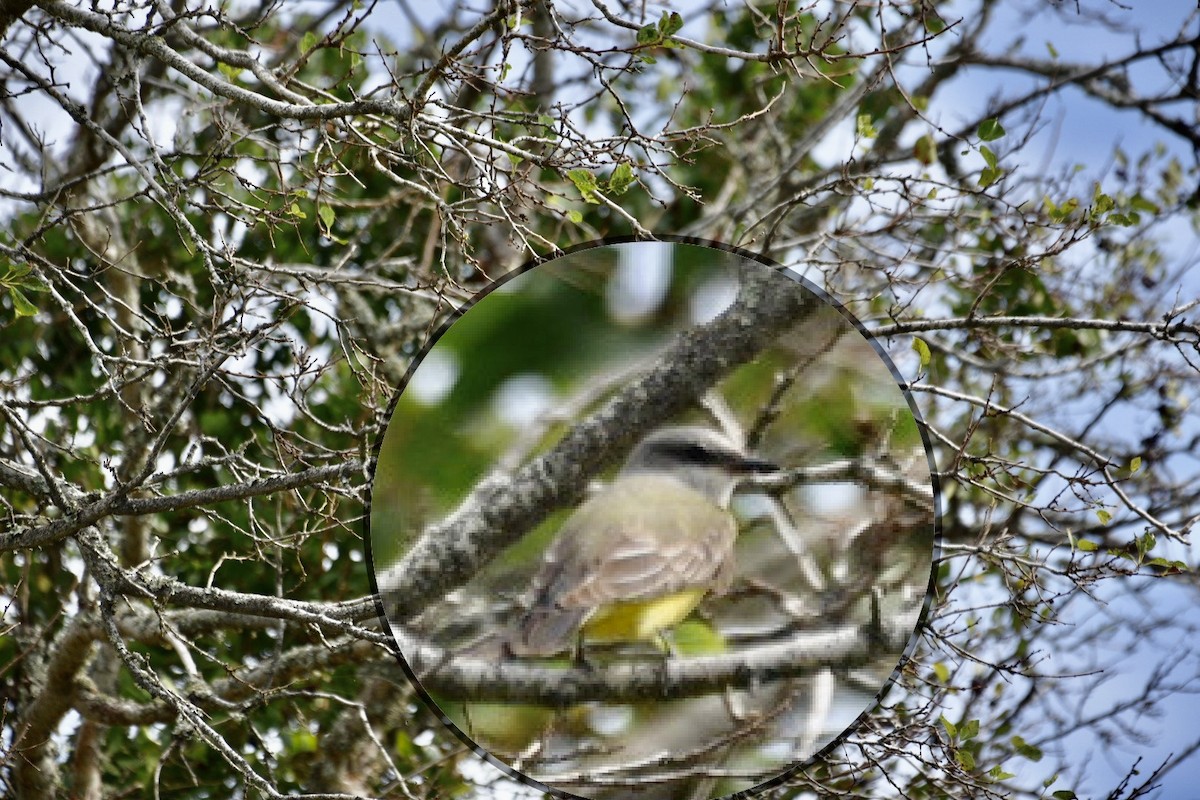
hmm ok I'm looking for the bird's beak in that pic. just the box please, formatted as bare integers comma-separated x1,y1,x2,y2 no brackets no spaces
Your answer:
737,455,780,475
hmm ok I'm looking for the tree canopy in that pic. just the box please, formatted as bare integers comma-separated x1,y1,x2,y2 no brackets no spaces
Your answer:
1,1,1198,798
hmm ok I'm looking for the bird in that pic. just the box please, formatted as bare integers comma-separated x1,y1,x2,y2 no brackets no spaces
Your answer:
489,425,779,659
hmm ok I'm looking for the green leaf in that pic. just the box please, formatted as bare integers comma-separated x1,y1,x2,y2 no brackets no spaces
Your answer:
979,166,1003,188
913,134,937,165
978,146,1003,188
932,661,950,683
1076,538,1098,552
1091,186,1115,217
856,113,877,139
977,118,1006,141
1043,195,1079,222
955,749,976,770
301,31,319,52
940,714,957,739
658,11,684,36
960,719,980,741
317,204,336,230
1130,456,1142,473
912,337,932,370
636,24,660,45
988,764,1017,781
1046,41,1059,58
1137,532,1156,558
607,162,635,195
566,209,583,223
288,202,306,219
1011,735,1044,762
1147,557,1188,572
1051,791,1078,800
217,63,242,81
1,264,47,293
1130,193,1160,214
566,169,600,203
9,287,38,317
1096,508,1112,525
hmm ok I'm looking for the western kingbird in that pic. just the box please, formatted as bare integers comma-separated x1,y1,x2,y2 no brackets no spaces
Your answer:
494,425,778,658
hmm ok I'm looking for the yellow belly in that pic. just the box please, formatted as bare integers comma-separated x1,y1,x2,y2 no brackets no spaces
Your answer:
580,589,707,643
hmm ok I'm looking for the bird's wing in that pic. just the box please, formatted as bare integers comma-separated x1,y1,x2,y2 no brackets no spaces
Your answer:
548,475,739,609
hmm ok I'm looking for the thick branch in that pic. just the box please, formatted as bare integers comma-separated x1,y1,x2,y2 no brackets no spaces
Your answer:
394,620,893,703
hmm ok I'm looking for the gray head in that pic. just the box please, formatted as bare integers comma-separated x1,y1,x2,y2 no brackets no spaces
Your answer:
619,426,778,506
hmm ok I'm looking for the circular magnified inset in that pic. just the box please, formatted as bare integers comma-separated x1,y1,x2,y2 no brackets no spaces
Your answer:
368,240,937,800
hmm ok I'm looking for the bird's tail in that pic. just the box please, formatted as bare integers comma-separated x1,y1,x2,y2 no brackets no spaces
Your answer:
456,607,588,659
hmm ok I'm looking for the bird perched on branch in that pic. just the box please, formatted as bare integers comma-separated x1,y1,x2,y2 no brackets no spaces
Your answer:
475,425,778,659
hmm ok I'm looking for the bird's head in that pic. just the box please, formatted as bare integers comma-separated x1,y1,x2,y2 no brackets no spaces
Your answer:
620,425,778,506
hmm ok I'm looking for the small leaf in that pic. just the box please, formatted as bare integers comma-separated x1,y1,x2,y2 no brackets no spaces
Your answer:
955,749,976,770
9,287,37,317
979,166,1003,189
1051,791,1078,800
659,11,684,36
932,661,950,683
856,113,877,139
978,146,1003,188
913,134,937,165
566,169,600,203
1076,539,1098,552
1096,508,1112,525
1137,531,1156,558
1046,41,1059,59
1130,456,1142,473
1130,194,1160,214
301,31,319,52
988,764,1017,781
977,118,1006,142
288,202,306,219
318,204,336,230
607,162,635,195
960,719,980,741
566,209,583,223
912,337,932,370
1091,188,1115,217
1011,735,1044,762
636,24,659,45
940,715,958,739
